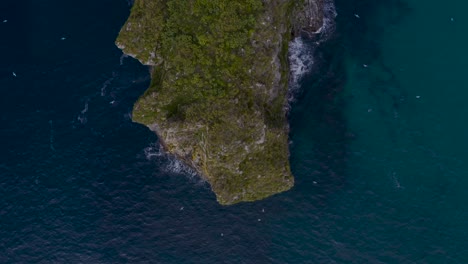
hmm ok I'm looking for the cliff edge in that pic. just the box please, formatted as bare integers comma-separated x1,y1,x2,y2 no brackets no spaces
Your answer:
116,0,325,205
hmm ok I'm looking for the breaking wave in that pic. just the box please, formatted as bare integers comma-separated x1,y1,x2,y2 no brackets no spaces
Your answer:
143,142,202,182
288,37,314,96
143,142,165,160
314,0,337,43
287,0,336,101
165,158,199,180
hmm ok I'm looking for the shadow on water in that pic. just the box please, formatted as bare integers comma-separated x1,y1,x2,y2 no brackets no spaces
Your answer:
288,34,348,205
336,0,413,141
288,0,412,205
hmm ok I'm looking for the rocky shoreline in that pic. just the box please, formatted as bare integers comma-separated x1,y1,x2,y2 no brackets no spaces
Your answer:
116,0,328,205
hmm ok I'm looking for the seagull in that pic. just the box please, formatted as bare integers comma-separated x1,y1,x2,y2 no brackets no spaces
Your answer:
416,95,421,99
450,17,454,22
354,14,360,18
3,20,7,23
12,72,16,77
363,64,368,68
61,37,66,40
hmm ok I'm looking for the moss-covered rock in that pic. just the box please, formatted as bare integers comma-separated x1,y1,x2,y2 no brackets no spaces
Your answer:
116,0,323,205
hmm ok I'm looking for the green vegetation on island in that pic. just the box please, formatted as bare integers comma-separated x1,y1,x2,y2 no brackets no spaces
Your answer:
116,0,321,205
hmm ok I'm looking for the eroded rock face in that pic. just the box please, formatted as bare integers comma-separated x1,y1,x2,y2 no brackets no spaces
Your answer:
116,0,325,205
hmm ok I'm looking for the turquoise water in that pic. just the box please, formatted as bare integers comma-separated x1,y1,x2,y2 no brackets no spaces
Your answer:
357,0,468,258
1,0,467,263
294,0,468,261
286,0,468,262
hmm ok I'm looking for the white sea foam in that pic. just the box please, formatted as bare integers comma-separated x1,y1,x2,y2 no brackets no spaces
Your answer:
119,54,128,66
390,171,405,190
288,37,314,96
77,115,87,124
100,79,112,96
165,158,197,178
287,0,337,102
143,143,165,160
77,100,89,124
100,72,117,96
316,0,337,42
80,101,89,114
143,142,203,183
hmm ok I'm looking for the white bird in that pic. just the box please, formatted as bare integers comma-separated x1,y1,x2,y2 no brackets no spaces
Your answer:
61,37,66,40
354,14,360,18
3,20,7,23
450,17,454,22
416,95,421,99
363,64,368,68
12,72,16,77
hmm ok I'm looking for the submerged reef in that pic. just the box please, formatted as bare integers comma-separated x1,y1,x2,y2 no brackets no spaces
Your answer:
116,0,326,205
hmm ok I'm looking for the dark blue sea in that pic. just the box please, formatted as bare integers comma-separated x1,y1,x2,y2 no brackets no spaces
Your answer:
1,0,467,263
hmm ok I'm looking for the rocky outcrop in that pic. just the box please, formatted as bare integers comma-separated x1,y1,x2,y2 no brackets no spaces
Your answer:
116,0,326,205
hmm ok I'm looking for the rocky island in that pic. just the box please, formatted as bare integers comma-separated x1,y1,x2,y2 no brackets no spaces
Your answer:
116,0,326,205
